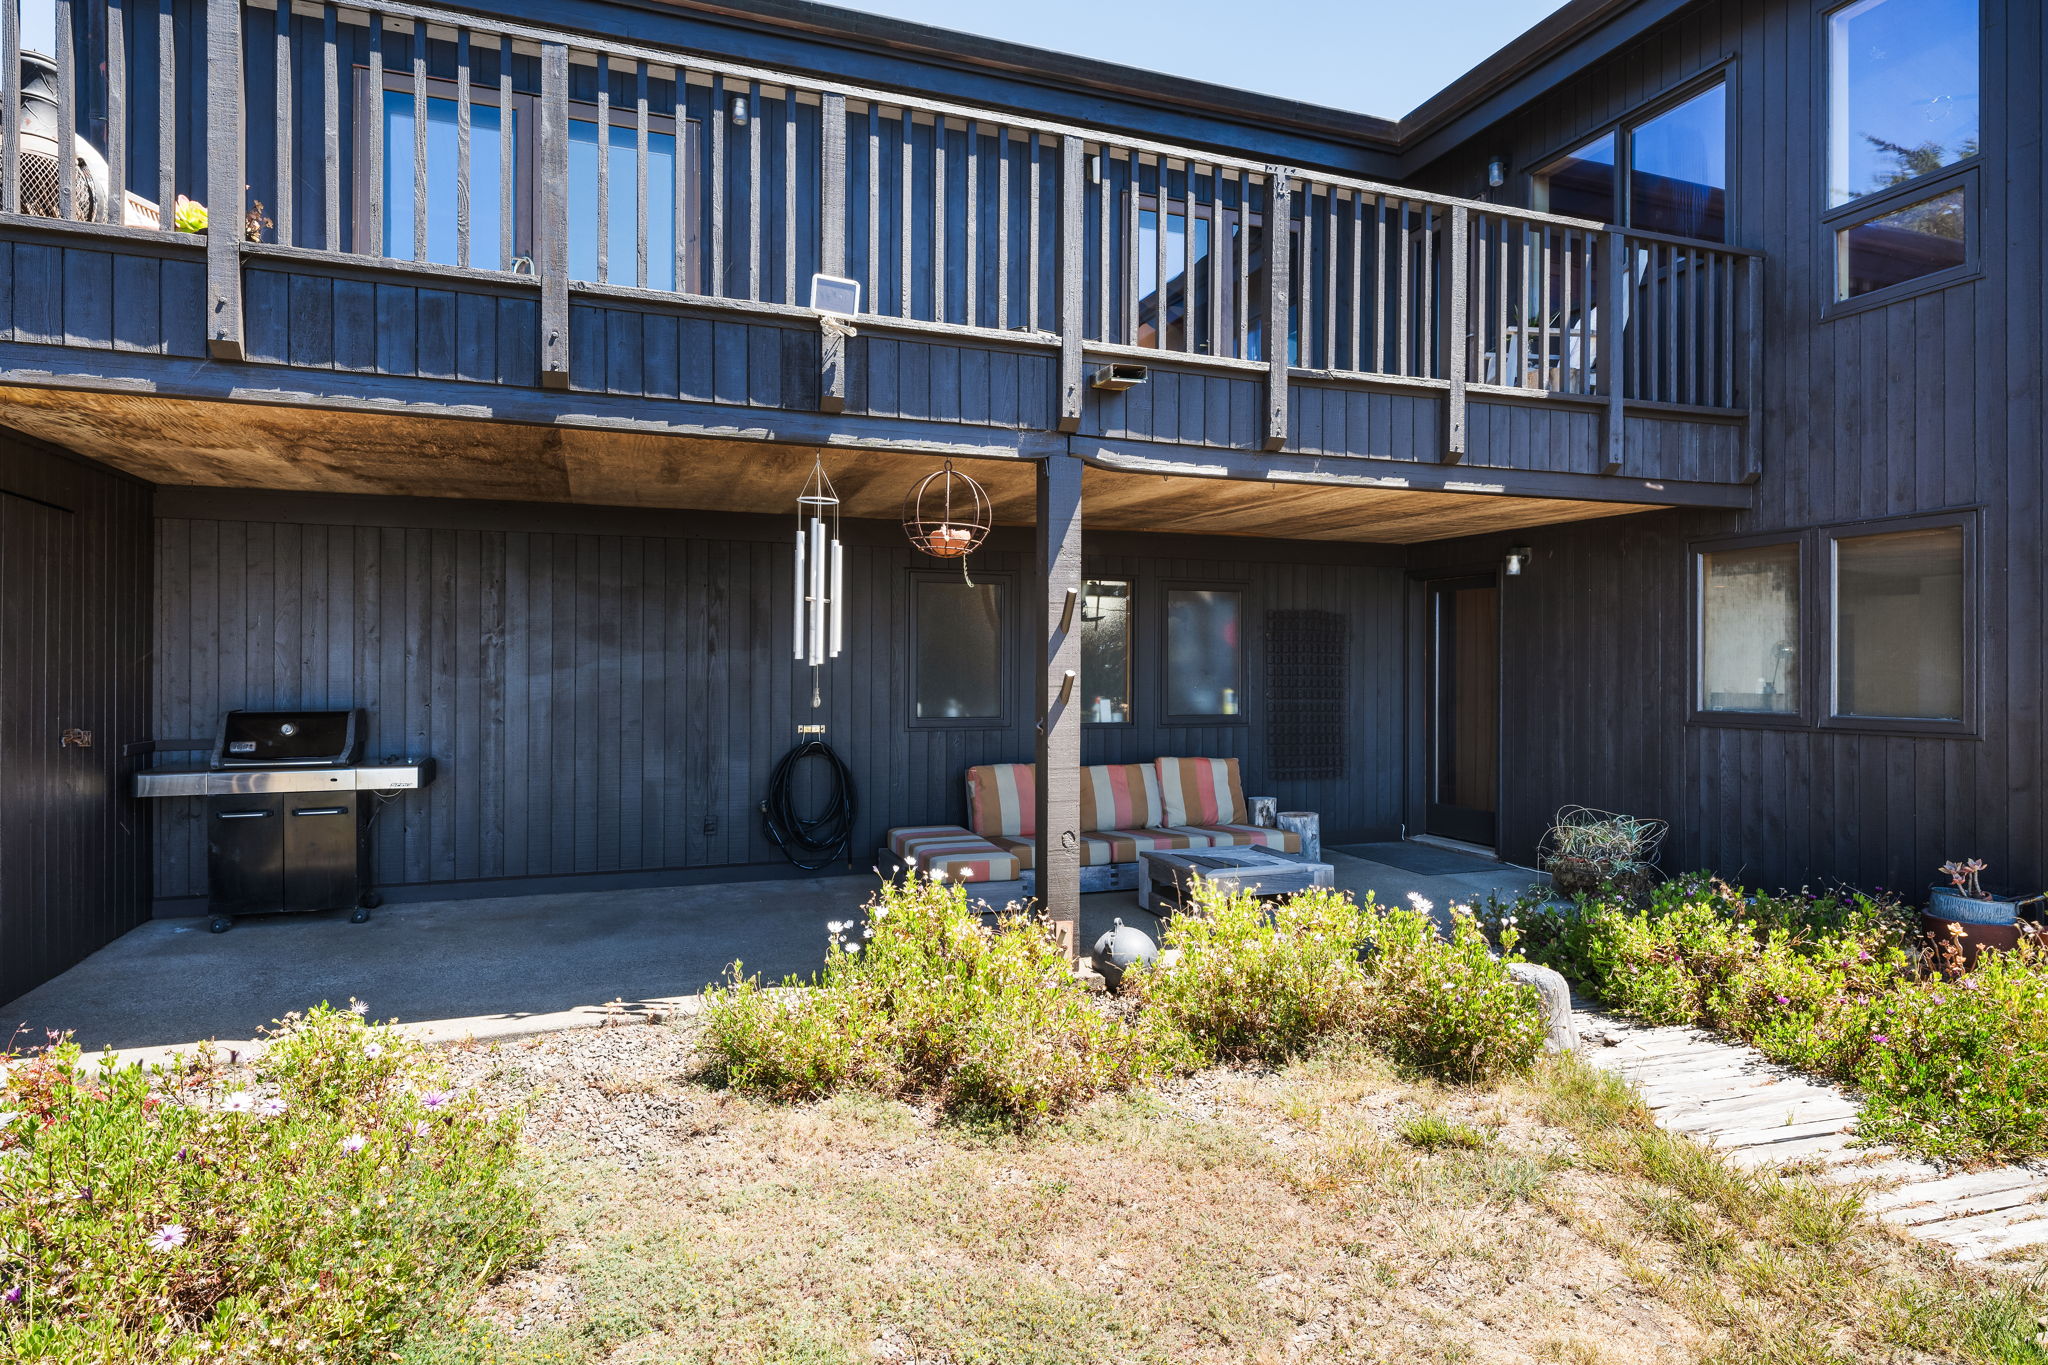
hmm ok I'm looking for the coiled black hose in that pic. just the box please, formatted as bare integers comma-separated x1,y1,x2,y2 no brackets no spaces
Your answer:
760,738,858,871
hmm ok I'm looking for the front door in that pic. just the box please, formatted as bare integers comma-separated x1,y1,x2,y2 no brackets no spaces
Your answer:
1424,576,1499,847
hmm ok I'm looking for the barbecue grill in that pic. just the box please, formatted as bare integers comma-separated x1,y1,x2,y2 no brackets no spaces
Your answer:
134,709,435,933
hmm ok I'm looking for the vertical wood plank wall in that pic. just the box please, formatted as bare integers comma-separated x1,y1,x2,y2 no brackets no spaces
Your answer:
149,493,1406,906
0,438,153,1004
1407,0,2046,892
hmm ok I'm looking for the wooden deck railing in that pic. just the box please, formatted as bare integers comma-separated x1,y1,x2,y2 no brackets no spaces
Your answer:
2,0,1762,469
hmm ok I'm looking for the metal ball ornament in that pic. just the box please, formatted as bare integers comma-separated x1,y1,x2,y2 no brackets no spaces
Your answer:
902,460,992,562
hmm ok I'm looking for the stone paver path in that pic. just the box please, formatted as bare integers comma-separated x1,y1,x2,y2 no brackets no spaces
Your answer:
1576,1007,2048,1268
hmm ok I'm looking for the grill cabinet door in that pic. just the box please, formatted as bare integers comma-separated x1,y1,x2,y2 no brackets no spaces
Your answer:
207,794,285,914
282,795,362,911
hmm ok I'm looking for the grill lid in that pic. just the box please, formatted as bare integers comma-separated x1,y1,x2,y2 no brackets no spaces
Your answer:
212,709,362,768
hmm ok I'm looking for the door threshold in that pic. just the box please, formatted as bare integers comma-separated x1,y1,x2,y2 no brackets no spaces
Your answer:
1408,834,1499,861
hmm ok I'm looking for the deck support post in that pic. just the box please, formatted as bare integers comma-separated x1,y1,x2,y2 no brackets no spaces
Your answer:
203,0,244,361
1443,205,1468,463
1034,449,1084,961
1600,227,1628,475
818,93,848,413
1741,253,1762,482
536,43,570,390
1262,172,1292,451
1056,136,1085,433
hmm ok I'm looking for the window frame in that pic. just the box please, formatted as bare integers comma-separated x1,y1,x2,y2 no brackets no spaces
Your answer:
1820,511,1977,736
907,569,1013,731
1527,62,1736,242
1079,577,1135,727
1687,511,1980,738
1816,0,1985,316
1689,530,1815,730
1158,580,1250,727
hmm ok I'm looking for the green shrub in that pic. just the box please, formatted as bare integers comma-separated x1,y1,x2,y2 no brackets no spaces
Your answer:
1131,882,1545,1084
1396,1113,1491,1150
700,875,1186,1127
1496,874,2048,1163
0,1002,538,1363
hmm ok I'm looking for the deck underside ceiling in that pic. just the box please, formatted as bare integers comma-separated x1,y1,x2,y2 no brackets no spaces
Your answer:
0,388,1664,544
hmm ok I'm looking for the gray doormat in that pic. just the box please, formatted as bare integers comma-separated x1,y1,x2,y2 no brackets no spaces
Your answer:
1331,841,1500,876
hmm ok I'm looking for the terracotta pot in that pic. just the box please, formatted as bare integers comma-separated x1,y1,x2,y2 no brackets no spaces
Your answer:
1918,912,2027,975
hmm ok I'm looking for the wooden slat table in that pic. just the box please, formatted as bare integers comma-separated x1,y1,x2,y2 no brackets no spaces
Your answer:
1138,846,1334,915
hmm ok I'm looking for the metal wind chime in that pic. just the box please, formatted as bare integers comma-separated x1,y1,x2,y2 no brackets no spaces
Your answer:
793,457,844,709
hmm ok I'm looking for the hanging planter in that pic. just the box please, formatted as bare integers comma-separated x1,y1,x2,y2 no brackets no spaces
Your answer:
902,461,991,580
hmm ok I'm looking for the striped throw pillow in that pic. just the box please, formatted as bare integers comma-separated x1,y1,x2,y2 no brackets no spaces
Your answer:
1155,756,1246,828
964,762,1036,839
1079,763,1164,833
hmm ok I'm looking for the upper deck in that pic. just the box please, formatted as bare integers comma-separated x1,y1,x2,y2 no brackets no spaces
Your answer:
0,0,1758,529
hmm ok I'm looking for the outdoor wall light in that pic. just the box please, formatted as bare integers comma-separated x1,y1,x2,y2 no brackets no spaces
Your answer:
1487,157,1507,188
730,94,749,125
1504,545,1533,576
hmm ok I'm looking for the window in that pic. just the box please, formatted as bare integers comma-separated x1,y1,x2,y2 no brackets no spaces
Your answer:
1699,542,1801,714
381,89,521,269
914,578,1004,722
1832,526,1965,721
1827,0,1980,208
1081,579,1132,723
568,120,680,290
1825,0,1979,302
1164,588,1243,719
1534,82,1726,242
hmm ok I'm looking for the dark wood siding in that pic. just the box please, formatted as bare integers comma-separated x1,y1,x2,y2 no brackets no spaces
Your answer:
148,492,1406,905
1407,0,2046,893
0,436,153,1004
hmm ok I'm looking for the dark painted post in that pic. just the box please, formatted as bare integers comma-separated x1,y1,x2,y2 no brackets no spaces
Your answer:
204,0,244,360
1034,450,1083,961
818,92,848,413
1443,204,1469,463
1741,253,1762,483
1262,172,1292,451
1601,227,1627,475
1057,135,1084,433
536,43,570,390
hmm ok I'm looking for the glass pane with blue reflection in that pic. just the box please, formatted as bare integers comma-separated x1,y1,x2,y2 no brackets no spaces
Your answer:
382,92,511,268
1828,0,1979,207
1629,84,1726,241
569,121,677,291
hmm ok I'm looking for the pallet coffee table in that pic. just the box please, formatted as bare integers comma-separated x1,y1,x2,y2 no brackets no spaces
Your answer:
1138,845,1336,915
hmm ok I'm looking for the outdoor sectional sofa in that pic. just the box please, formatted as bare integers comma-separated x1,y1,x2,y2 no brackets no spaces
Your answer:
879,756,1304,903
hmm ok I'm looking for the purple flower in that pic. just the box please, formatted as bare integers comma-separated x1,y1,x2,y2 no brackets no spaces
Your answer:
1773,995,1790,1006
339,1134,367,1156
419,1090,451,1111
1872,1034,1889,1045
3,1285,20,1305
147,1224,188,1253
255,1097,288,1119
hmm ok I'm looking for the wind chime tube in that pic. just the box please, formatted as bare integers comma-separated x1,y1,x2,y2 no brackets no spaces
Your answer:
808,516,827,668
829,537,844,658
792,526,807,661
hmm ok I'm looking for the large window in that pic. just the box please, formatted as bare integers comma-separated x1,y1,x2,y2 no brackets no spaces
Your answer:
1832,526,1965,721
1699,542,1801,714
1825,0,1979,301
1080,579,1132,724
913,578,1004,723
1535,82,1726,242
1164,588,1243,720
381,89,521,269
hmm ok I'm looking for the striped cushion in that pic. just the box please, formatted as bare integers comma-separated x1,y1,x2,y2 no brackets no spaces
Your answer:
1185,823,1302,854
888,826,1022,883
1156,756,1247,827
988,835,1126,870
1097,827,1214,858
965,763,1036,839
1079,763,1164,833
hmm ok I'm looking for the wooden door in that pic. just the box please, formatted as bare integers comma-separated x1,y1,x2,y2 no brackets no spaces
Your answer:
1424,576,1500,847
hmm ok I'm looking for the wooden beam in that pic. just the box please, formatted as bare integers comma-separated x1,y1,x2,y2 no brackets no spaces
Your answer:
1057,135,1084,434
204,0,245,360
1263,173,1292,451
1443,204,1468,463
1601,228,1627,476
536,42,570,390
1034,450,1083,960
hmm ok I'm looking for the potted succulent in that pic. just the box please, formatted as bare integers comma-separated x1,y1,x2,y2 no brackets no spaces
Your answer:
1539,806,1666,901
1923,859,2043,971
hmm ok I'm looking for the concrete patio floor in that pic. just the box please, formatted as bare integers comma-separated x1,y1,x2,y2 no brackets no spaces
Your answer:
0,847,1544,1055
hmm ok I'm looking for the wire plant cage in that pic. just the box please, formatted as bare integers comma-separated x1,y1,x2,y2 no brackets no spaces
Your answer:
902,460,992,582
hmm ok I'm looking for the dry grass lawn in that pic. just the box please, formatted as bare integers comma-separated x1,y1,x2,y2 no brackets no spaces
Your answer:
398,1022,2047,1365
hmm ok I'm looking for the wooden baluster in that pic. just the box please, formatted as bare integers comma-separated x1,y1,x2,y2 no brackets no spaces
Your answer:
364,15,381,255
930,112,943,321
865,100,879,310
962,118,976,326
324,7,341,250
635,62,649,290
54,0,73,220
500,36,515,270
410,20,426,261
1602,228,1626,474
271,0,289,243
746,79,760,301
107,0,127,224
454,30,471,268
709,74,725,296
204,0,244,357
995,125,1009,330
1444,203,1467,462
156,0,174,223
1262,173,1290,450
781,85,795,304
819,90,846,413
1026,133,1041,330
898,107,912,316
1058,134,1082,432
537,40,569,387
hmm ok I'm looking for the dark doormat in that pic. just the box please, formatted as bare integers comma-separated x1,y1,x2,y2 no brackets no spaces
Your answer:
1331,841,1501,876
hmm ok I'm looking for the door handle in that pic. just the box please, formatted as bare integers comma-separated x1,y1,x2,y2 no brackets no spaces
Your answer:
216,809,272,820
291,807,348,817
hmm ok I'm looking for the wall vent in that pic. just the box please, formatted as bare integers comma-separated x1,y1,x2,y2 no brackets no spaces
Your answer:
1265,608,1347,782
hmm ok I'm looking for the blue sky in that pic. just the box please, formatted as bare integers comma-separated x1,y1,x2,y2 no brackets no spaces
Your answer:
831,0,1575,120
